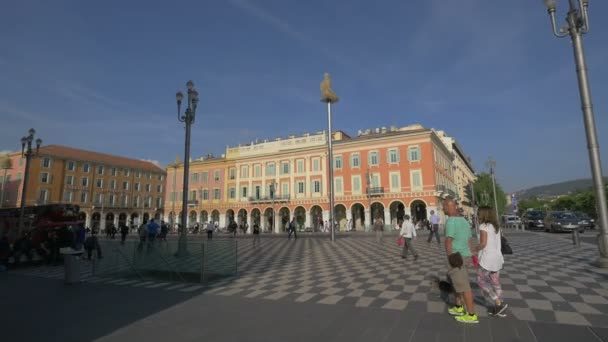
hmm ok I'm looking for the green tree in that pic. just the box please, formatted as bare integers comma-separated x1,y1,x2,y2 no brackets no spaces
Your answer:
550,195,576,211
572,191,596,217
473,173,507,216
517,197,549,216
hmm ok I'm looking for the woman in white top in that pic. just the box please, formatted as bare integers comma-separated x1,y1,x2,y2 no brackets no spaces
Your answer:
473,206,507,317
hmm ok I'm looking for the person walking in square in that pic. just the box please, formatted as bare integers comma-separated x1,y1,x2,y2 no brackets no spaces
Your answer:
473,206,507,317
120,224,129,245
399,215,418,260
252,223,261,247
137,220,148,252
373,215,384,243
428,210,441,245
84,231,102,260
207,220,214,240
444,199,478,323
230,220,237,237
288,217,297,240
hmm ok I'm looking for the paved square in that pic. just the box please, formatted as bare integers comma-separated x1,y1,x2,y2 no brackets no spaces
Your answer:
11,230,608,328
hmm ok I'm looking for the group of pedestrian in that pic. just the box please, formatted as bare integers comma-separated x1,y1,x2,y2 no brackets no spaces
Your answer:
442,199,507,324
389,199,506,324
105,224,117,239
136,219,165,251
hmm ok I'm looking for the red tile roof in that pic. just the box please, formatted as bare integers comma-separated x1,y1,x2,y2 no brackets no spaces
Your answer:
37,145,164,173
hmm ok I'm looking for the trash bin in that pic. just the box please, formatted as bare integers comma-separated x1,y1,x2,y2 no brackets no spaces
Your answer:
60,248,84,284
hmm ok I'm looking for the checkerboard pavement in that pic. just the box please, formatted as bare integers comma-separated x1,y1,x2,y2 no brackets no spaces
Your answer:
210,231,608,328
11,230,608,327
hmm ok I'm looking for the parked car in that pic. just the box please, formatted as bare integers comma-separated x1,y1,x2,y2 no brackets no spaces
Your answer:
524,211,545,230
544,211,583,233
502,215,521,226
574,212,595,230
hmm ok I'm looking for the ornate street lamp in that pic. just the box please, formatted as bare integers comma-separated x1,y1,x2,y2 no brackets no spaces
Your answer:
320,73,339,242
175,80,199,257
18,128,42,234
541,0,608,267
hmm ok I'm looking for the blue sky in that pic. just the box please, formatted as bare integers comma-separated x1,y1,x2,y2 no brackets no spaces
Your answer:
1,0,607,192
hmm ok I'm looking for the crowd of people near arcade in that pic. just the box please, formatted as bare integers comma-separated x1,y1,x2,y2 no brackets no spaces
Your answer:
0,224,96,270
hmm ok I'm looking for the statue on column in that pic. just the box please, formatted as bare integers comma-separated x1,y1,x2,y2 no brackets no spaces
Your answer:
320,72,339,103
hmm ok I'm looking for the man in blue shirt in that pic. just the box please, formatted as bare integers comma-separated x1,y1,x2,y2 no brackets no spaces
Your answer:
147,219,160,243
428,210,441,245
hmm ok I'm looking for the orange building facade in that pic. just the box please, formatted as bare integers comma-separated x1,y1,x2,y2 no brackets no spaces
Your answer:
1,145,166,230
166,124,470,232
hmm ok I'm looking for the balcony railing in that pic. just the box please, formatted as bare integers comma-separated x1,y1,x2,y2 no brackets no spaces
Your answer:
248,195,290,203
187,200,198,206
447,189,459,199
367,187,384,196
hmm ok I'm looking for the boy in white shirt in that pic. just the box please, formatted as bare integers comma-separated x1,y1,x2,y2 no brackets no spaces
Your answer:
399,215,419,260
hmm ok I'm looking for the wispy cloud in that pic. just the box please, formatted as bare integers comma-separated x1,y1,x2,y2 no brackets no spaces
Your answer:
0,101,51,124
53,79,129,110
227,0,375,79
140,159,160,167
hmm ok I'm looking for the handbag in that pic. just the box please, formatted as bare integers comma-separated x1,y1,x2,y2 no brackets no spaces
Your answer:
501,235,513,255
397,236,404,247
471,255,480,268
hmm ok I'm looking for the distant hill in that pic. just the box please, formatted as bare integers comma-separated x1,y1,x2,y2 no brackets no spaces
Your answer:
515,177,608,200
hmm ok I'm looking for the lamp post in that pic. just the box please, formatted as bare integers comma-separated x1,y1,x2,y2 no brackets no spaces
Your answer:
18,128,42,234
542,0,608,267
320,73,339,242
168,156,180,229
175,80,199,257
486,157,501,225
1,154,13,208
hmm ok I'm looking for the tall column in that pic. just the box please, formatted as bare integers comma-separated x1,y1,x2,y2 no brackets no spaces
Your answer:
384,210,391,231
274,210,281,234
305,211,311,229
322,210,329,223
247,215,253,234
289,158,295,197
364,208,371,232
305,157,311,198
219,213,226,229
321,155,327,196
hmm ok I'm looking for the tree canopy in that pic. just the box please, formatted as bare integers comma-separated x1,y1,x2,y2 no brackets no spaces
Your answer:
517,186,608,218
472,173,507,216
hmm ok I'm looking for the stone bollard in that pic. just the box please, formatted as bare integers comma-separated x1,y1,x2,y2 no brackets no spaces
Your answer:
572,229,580,246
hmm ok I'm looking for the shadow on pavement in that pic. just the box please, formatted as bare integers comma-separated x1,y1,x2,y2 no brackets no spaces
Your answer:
1,273,202,342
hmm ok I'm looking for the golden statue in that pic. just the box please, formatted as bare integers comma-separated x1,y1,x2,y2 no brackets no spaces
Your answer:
320,72,339,103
